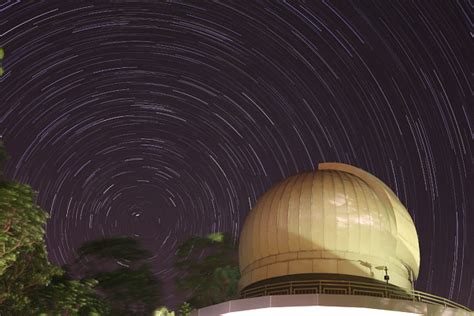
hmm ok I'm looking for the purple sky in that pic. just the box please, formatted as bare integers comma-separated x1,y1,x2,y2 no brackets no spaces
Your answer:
1,1,472,309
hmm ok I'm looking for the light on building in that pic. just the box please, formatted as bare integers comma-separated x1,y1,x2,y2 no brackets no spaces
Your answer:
224,306,422,316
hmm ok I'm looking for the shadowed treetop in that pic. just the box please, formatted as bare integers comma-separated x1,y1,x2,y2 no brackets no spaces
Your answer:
77,236,152,262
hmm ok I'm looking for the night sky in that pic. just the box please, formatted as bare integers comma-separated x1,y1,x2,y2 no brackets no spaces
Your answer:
0,0,472,309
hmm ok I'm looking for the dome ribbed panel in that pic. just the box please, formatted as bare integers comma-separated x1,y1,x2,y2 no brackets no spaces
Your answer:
238,203,251,271
375,187,393,256
268,177,289,256
276,176,297,255
298,173,314,251
240,191,259,270
322,170,336,250
311,172,324,250
256,182,277,260
340,171,360,254
251,190,262,265
365,178,383,256
375,180,420,276
288,174,304,252
334,171,349,252
239,163,420,291
385,191,420,276
352,176,372,257
247,195,258,268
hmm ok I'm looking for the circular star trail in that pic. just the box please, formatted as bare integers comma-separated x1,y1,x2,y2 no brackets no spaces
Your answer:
0,1,472,308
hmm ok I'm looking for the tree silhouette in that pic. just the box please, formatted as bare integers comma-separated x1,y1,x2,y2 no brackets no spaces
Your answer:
174,232,240,309
76,236,161,315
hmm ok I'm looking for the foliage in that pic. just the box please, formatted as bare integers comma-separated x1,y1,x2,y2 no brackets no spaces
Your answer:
0,243,62,312
177,302,193,316
0,142,107,315
77,236,162,315
1,263,109,315
155,306,175,316
33,274,110,315
174,232,240,308
96,266,161,315
0,180,49,276
0,141,57,311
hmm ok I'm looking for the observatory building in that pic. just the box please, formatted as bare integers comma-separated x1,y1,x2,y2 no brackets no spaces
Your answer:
191,163,472,316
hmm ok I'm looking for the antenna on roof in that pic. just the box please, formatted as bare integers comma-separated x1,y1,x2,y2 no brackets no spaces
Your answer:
375,266,390,284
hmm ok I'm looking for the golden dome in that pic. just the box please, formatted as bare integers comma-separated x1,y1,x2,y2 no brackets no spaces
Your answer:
238,163,420,291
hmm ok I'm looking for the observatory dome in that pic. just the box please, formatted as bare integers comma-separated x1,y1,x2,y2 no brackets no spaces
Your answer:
238,163,420,291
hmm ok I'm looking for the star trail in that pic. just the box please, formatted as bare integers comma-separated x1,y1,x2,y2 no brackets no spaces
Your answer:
0,1,472,308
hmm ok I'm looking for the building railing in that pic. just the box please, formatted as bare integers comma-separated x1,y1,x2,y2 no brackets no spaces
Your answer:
240,279,472,312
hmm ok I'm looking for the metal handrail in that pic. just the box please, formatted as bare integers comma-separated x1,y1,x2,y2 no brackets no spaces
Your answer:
240,279,472,312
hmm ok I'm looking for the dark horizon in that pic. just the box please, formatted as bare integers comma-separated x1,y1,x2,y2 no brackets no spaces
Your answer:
1,1,472,309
